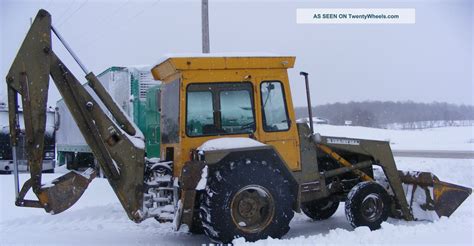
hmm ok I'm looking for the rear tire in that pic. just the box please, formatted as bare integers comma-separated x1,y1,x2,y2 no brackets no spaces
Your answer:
345,181,390,230
302,198,339,220
200,159,294,243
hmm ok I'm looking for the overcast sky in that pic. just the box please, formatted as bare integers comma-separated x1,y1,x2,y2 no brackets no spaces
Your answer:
1,0,472,107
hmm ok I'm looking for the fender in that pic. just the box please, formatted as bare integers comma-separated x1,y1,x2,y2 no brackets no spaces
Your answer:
177,145,299,231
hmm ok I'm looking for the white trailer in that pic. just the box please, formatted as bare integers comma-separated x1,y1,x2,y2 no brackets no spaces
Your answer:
55,66,158,170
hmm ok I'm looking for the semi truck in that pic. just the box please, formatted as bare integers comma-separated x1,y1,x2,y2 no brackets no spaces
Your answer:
0,102,56,174
56,66,161,170
4,10,472,244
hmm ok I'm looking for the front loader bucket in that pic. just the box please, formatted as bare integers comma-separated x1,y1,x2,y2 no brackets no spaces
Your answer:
399,171,472,220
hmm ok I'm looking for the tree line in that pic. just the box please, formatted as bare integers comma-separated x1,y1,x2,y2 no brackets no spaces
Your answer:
294,101,474,128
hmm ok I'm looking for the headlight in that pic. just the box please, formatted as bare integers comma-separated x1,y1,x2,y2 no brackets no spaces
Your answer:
44,152,55,159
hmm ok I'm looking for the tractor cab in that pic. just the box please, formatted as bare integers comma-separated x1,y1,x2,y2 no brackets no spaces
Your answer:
151,56,302,176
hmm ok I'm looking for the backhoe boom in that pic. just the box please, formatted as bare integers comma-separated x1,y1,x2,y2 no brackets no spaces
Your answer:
6,9,146,221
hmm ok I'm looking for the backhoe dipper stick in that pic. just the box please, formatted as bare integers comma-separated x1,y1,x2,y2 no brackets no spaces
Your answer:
5,9,145,218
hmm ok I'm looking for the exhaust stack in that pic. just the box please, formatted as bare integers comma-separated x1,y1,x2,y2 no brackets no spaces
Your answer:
300,71,314,134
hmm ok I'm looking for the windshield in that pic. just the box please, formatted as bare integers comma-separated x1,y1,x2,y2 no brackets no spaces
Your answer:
186,82,255,137
260,81,290,132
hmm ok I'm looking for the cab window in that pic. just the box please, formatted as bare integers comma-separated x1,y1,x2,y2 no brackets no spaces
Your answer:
186,91,214,136
220,90,254,133
260,81,290,132
161,79,180,143
186,82,255,136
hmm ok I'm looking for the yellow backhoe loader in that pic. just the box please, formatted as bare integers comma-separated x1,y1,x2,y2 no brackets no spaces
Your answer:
5,10,471,243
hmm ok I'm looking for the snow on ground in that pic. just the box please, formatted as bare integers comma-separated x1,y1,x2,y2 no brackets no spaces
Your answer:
235,157,473,245
0,157,472,245
1,126,473,245
0,173,209,245
314,125,474,151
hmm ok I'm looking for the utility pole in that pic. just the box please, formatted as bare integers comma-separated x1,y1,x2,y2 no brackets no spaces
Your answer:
201,0,210,53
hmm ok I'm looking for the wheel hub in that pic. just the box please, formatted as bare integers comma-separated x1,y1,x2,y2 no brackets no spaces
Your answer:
239,198,258,218
361,193,384,222
231,185,275,233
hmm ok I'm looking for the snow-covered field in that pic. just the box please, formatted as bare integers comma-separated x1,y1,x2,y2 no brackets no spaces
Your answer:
0,157,472,245
0,126,473,245
314,125,474,151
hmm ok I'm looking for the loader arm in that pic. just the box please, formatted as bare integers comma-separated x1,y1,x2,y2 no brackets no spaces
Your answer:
6,9,146,222
316,135,472,220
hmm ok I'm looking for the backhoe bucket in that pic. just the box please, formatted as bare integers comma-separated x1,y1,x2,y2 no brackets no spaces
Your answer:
34,169,96,214
399,171,472,220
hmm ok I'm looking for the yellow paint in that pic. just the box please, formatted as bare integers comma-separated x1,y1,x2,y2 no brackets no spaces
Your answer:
317,144,373,182
37,191,49,207
152,56,301,177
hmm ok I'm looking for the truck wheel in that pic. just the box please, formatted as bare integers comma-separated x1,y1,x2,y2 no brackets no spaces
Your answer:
302,198,339,220
345,181,390,230
200,159,294,243
1,165,12,174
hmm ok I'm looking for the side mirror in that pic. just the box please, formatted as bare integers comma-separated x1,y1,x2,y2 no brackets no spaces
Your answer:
266,83,275,91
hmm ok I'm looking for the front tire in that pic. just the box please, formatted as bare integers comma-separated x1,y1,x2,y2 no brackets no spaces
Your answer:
200,159,294,243
345,181,391,230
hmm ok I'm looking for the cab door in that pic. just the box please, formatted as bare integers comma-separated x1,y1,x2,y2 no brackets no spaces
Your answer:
257,80,301,171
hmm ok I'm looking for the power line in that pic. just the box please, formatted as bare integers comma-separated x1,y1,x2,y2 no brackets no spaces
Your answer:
76,0,160,47
57,0,89,28
127,0,160,22
54,0,76,25
72,0,131,43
